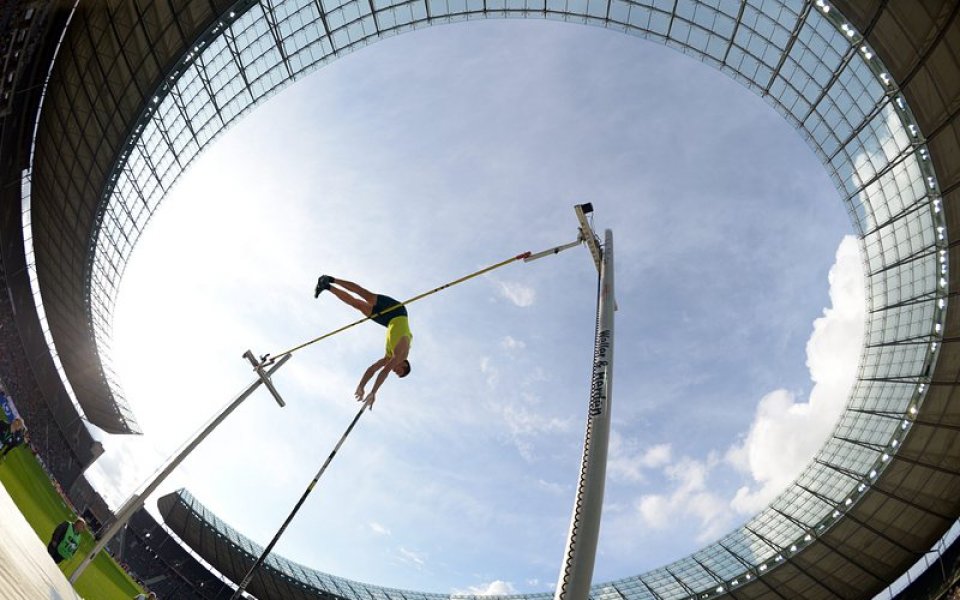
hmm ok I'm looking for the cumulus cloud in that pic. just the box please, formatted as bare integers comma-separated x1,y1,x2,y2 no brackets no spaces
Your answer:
637,494,671,528
643,444,672,468
624,236,866,545
608,431,672,483
636,454,732,543
453,580,519,596
497,281,536,307
727,235,865,514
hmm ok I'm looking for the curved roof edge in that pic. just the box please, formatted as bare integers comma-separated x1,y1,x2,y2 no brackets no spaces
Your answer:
28,0,251,433
159,488,530,600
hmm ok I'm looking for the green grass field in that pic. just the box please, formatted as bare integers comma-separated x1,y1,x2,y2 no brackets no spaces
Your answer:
0,444,145,599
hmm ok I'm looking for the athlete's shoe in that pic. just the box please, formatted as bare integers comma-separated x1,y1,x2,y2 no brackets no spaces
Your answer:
314,275,334,298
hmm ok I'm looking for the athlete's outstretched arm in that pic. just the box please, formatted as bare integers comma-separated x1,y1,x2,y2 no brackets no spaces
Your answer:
364,362,395,409
356,357,388,400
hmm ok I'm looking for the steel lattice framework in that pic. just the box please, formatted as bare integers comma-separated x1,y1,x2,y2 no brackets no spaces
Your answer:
23,0,960,599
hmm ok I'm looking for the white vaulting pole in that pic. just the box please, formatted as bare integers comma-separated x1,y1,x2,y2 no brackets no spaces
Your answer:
555,228,615,600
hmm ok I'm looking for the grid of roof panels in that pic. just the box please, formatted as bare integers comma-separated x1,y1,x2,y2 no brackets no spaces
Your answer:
26,0,246,434
86,1,949,599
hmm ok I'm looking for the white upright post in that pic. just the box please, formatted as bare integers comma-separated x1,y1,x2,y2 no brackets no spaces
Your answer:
69,353,291,583
555,228,615,600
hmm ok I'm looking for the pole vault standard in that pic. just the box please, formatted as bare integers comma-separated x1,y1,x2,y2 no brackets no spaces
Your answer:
554,205,615,600
69,353,291,583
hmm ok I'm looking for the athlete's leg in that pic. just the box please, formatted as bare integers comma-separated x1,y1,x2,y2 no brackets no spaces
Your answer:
331,278,378,304
327,285,373,315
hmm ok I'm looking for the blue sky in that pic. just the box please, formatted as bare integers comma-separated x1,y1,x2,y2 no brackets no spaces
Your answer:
85,19,862,595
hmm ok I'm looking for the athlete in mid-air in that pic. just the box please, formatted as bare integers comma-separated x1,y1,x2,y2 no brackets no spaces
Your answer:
315,275,411,409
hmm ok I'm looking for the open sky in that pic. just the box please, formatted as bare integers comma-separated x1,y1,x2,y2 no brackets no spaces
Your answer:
84,19,862,596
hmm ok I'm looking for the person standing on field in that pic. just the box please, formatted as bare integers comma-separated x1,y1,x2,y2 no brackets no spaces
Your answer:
47,517,86,565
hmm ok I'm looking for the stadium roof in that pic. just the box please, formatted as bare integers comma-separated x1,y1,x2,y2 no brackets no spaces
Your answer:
26,0,243,433
20,0,960,598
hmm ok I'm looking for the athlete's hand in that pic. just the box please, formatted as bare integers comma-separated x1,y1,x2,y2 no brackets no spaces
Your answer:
355,385,365,401
362,392,376,411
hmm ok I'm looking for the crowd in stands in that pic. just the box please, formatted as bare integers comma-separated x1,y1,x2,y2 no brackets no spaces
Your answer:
891,529,960,600
941,566,960,600
0,282,85,486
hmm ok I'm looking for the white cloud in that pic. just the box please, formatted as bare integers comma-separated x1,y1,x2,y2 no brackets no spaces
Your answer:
643,444,672,468
370,522,391,536
686,491,732,544
727,235,865,514
635,455,732,544
497,281,536,307
537,479,566,495
501,336,526,351
398,546,426,569
501,404,569,436
637,494,671,529
607,236,866,554
480,357,499,388
498,403,571,462
454,580,519,596
608,431,671,483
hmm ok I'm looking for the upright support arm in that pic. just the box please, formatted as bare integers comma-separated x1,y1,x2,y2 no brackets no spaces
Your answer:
554,229,615,600
244,350,287,406
69,353,292,583
575,203,603,273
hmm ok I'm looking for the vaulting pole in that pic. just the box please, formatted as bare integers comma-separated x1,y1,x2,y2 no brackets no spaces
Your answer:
554,226,615,600
229,400,370,599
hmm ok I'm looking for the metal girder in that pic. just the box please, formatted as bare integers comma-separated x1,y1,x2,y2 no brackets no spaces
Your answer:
746,525,846,600
721,0,748,65
866,247,939,278
862,200,931,238
262,0,293,78
799,44,858,133
762,2,812,96
869,292,938,314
